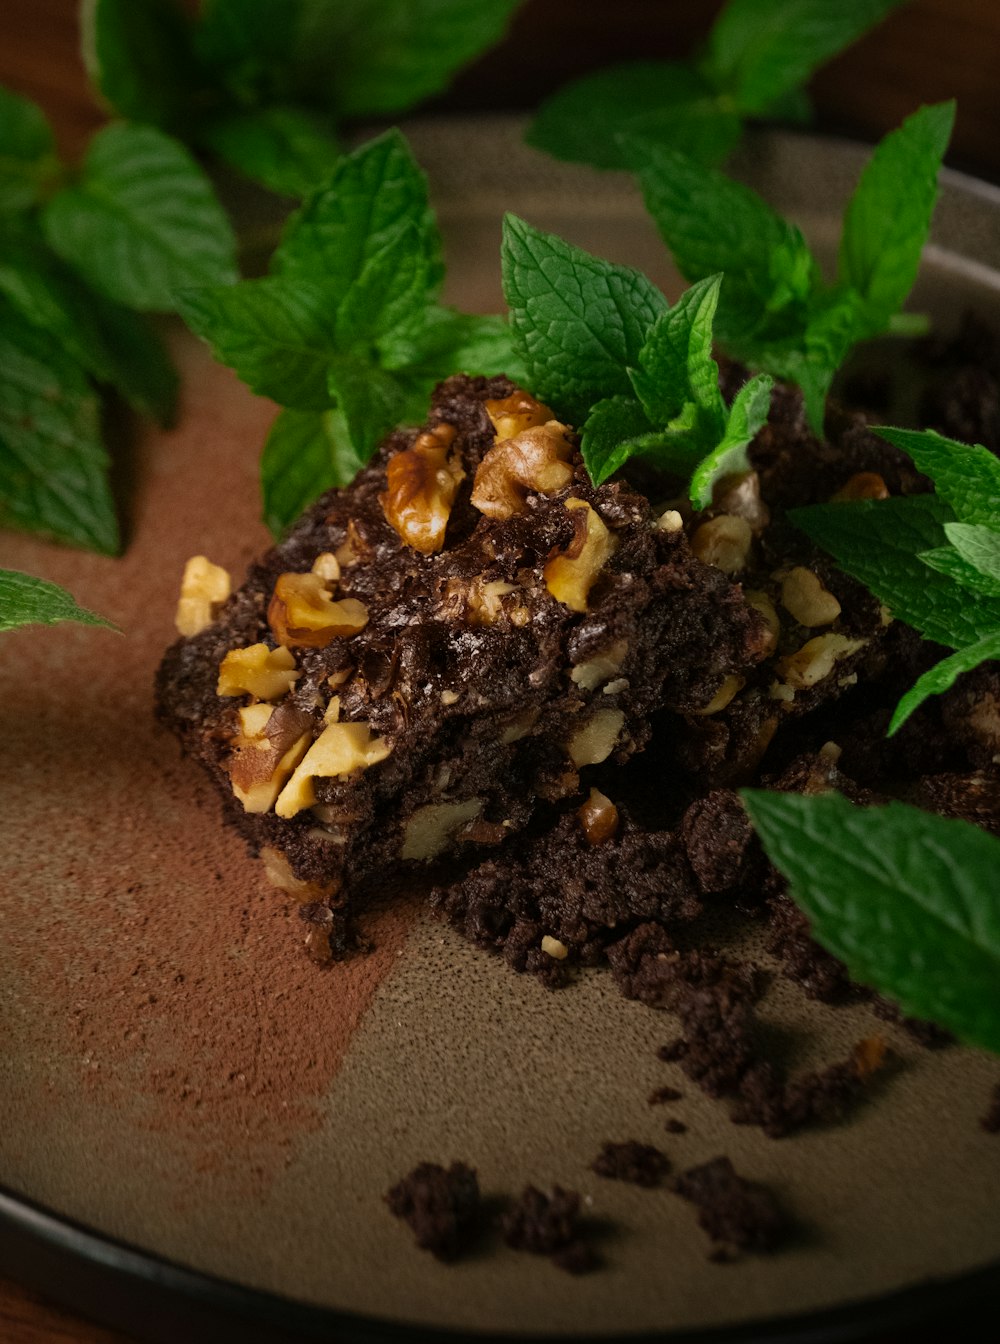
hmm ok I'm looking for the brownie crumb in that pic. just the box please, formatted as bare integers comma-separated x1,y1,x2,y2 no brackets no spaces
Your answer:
664,1118,688,1135
501,1185,599,1274
385,1161,481,1261
672,1157,788,1256
981,1082,1000,1134
591,1140,670,1187
648,1085,683,1105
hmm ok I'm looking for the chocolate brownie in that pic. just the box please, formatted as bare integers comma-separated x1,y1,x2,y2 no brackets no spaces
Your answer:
157,377,769,937
385,1161,481,1260
590,1140,670,1187
672,1156,788,1257
501,1185,599,1273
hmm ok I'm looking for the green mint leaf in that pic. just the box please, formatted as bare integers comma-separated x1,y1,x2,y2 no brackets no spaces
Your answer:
275,129,442,298
581,396,656,486
43,123,238,312
943,521,1000,587
872,426,1000,528
0,568,116,633
704,0,907,116
0,230,177,424
0,85,60,213
791,494,1000,649
629,274,726,432
333,220,432,352
625,138,817,349
81,0,205,132
178,278,337,410
527,62,738,171
501,213,667,424
838,102,954,335
918,544,1000,598
382,307,524,381
888,632,1000,736
752,288,865,432
261,407,363,537
194,0,300,105
293,0,522,118
200,105,341,198
741,789,1000,1054
0,301,119,554
327,356,416,463
689,372,773,508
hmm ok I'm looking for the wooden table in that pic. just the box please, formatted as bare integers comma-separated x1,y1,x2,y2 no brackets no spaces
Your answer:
1,1,997,1340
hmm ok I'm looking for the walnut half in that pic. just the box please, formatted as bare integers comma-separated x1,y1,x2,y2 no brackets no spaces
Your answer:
268,572,368,649
380,423,463,554
471,422,574,520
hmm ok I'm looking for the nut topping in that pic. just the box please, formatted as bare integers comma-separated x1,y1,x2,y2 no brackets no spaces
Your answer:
566,707,625,767
778,633,867,690
690,515,752,574
485,390,555,440
439,576,520,627
268,572,368,649
217,643,299,701
226,703,312,814
744,590,780,655
570,639,628,691
780,567,842,628
174,556,231,637
275,718,392,819
577,787,620,846
471,422,574,520
691,674,746,716
831,472,890,502
544,499,618,613
380,423,462,554
713,470,770,533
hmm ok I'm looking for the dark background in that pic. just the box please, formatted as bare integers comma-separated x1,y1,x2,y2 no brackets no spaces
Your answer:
1,0,997,1339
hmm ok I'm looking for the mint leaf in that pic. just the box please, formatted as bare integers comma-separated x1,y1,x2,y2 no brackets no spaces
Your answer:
178,278,337,410
625,139,817,349
0,568,116,633
293,0,522,118
629,274,725,432
690,372,773,508
502,214,667,424
754,287,866,432
43,123,238,312
261,407,363,536
581,396,656,486
888,632,1000,735
333,220,432,351
275,129,441,296
527,62,739,171
194,0,299,105
944,522,1000,587
872,426,1000,528
326,356,417,462
0,231,176,424
382,307,523,381
0,85,60,213
81,0,204,132
741,790,1000,1054
791,495,1000,649
200,105,341,197
919,544,1000,598
703,0,907,116
0,301,119,554
838,102,955,334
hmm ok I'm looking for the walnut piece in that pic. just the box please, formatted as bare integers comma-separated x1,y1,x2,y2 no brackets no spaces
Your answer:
744,590,780,655
713,470,770,533
485,390,555,440
439,576,520,627
690,515,752,574
275,718,393,819
691,674,746,715
544,499,618,613
268,572,368,649
226,703,311,814
566,708,625,767
780,567,842,627
541,935,569,960
260,846,339,901
831,472,890,502
778,633,866,690
401,798,483,861
570,638,628,691
577,787,620,846
381,423,462,553
471,422,574,520
174,556,231,637
217,643,299,701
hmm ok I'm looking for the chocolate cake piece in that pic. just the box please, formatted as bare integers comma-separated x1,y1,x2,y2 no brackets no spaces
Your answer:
672,1156,788,1257
501,1185,598,1273
591,1140,670,1187
157,376,769,930
385,1161,481,1261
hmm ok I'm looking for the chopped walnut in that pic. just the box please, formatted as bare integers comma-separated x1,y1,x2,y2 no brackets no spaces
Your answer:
544,499,618,613
541,935,569,960
260,846,339,901
381,423,463,554
471,422,574,520
831,472,890,502
311,552,341,584
713,471,770,533
174,556,231,637
654,508,685,534
780,568,842,627
275,718,392,819
690,515,752,574
577,787,620,846
401,798,483,861
570,639,628,691
439,576,520,627
217,643,299,701
334,520,367,568
485,390,555,440
566,708,625,767
778,633,867,690
744,590,780,655
691,674,745,716
268,572,368,649
226,703,311,814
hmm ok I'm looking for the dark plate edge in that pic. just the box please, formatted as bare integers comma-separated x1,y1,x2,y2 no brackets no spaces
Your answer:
2,1182,998,1344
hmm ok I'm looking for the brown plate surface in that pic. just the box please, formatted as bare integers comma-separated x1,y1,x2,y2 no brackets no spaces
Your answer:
1,118,999,1338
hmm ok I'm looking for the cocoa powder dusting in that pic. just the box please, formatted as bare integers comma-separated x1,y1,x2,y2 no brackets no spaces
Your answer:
0,343,416,1194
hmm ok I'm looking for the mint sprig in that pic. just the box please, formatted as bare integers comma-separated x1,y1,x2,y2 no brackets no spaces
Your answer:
182,131,519,535
742,790,1000,1056
793,426,1000,732
0,568,116,634
627,102,954,432
527,0,906,172
502,218,772,504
